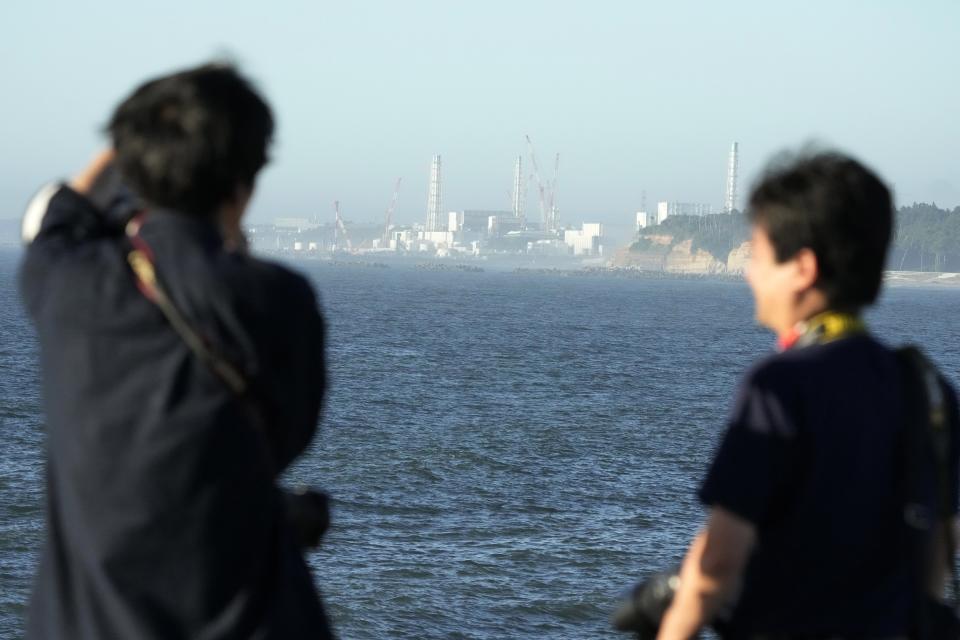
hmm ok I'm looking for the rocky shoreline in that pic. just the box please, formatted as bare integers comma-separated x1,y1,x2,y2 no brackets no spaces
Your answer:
514,266,743,282
513,266,960,287
884,271,960,286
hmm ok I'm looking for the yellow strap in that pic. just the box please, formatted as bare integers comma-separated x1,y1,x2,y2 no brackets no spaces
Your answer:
128,249,157,292
804,310,866,343
127,249,248,395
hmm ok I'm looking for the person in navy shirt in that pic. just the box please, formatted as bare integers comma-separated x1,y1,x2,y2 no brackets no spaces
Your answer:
658,151,960,639
20,64,334,639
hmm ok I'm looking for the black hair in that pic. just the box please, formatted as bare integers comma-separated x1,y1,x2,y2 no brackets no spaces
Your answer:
748,150,893,311
108,62,274,217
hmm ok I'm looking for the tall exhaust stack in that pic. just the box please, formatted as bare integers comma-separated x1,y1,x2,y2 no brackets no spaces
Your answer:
547,152,560,232
512,155,524,224
724,142,740,213
426,155,443,231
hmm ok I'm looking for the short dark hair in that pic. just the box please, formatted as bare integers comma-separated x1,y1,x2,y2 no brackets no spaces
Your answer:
748,150,893,311
108,63,274,216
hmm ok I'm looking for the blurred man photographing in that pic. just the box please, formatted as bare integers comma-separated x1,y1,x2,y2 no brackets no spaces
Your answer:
657,151,960,639
20,63,334,639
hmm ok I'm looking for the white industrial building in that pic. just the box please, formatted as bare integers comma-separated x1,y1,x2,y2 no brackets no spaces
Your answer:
488,214,524,237
386,229,417,250
448,210,509,233
274,217,319,232
418,230,455,248
527,238,569,256
636,211,651,230
563,223,603,256
657,201,712,219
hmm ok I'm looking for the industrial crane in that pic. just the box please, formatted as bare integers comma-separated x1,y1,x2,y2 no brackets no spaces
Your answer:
525,135,561,233
525,135,549,232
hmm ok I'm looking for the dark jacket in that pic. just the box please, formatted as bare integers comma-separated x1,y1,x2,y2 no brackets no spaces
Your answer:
20,186,333,639
700,334,960,637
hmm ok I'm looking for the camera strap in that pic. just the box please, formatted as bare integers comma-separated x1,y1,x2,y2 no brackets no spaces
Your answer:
125,214,249,395
124,214,330,551
897,346,958,621
124,214,281,475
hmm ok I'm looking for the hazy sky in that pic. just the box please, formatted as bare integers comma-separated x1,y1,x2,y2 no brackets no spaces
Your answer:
1,1,958,230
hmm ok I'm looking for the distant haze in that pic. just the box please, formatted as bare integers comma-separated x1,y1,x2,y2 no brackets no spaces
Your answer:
1,1,957,229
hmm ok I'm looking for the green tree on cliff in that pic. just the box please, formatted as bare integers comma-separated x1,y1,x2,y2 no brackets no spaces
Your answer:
631,212,749,263
632,204,960,272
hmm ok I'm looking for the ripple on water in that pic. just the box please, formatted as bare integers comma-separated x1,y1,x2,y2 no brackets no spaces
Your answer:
4,254,960,638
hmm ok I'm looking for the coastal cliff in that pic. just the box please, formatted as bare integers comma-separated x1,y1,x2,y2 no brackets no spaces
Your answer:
617,202,960,276
613,237,752,275
725,241,752,274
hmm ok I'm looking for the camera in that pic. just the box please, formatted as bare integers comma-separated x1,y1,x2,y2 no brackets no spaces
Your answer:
612,570,680,639
283,487,331,549
84,161,143,225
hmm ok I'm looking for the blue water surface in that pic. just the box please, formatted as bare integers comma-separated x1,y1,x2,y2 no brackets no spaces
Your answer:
2,248,959,639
